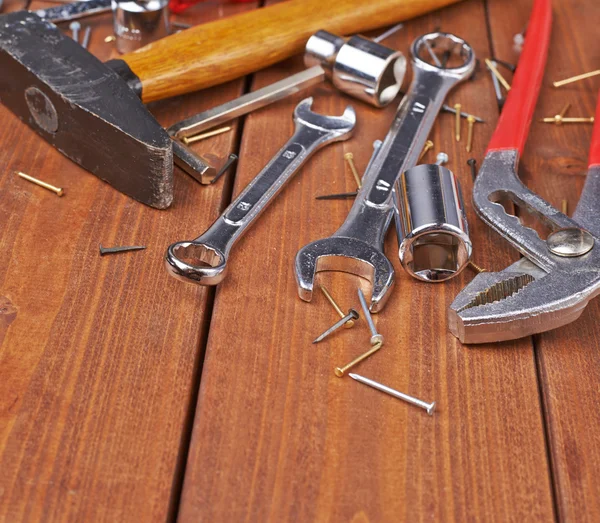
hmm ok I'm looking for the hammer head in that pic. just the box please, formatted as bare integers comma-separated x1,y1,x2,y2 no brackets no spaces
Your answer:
0,12,172,208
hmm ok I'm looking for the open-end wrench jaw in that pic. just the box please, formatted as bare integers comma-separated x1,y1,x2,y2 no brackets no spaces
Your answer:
449,150,600,343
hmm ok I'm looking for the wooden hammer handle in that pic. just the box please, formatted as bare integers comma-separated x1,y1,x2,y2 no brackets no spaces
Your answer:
120,0,463,103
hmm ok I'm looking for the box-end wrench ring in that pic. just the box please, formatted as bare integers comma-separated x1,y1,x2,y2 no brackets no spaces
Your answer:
165,98,356,285
295,33,476,311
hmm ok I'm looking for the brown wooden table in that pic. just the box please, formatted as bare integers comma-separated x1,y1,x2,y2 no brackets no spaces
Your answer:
1,0,599,521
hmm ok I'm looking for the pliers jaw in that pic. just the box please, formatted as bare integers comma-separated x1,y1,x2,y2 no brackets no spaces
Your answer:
449,150,600,344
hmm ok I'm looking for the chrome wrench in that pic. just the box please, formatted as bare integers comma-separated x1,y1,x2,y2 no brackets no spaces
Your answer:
295,33,475,312
165,98,356,285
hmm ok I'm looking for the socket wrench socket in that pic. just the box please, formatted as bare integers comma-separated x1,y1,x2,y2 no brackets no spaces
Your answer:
305,30,406,107
395,164,472,282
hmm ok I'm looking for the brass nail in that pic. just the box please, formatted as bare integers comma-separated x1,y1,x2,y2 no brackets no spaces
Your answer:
344,152,362,189
104,35,116,43
320,284,355,329
335,340,383,377
469,261,486,273
419,140,434,160
454,103,462,142
15,171,63,196
466,115,476,153
182,126,232,145
553,69,600,88
561,199,568,215
485,58,512,91
540,116,595,125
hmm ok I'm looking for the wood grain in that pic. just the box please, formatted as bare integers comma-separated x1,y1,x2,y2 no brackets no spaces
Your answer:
488,0,600,520
177,1,556,521
0,2,257,522
123,0,466,103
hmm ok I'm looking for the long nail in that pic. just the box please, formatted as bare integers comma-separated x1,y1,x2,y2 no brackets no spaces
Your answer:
335,341,382,377
313,309,359,344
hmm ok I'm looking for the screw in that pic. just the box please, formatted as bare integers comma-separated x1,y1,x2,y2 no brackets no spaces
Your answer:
69,21,81,43
469,261,486,273
435,152,449,166
553,69,600,88
454,103,462,141
344,152,362,189
320,284,355,329
467,158,477,180
99,245,146,256
419,140,434,160
81,26,92,49
182,126,232,145
466,115,476,153
210,153,238,184
348,373,436,415
15,171,63,196
335,340,382,377
313,309,360,344
357,288,383,345
485,58,511,91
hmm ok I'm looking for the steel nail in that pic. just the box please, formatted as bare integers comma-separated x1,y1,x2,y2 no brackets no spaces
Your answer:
357,288,383,345
313,309,359,344
467,158,477,180
315,192,358,200
435,152,448,166
349,373,436,415
210,153,238,184
99,245,146,256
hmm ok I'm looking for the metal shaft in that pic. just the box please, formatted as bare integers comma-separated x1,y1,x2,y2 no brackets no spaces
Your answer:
335,341,382,377
357,288,383,344
442,104,485,123
320,284,355,328
169,66,326,140
553,69,600,88
15,171,63,196
372,23,403,43
485,58,511,91
349,373,436,415
313,309,359,343
99,245,146,255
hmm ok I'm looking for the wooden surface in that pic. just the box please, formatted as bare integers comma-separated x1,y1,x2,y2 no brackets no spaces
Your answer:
1,0,599,521
125,0,465,102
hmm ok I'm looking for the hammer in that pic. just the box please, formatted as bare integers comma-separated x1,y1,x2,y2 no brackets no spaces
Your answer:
0,0,463,209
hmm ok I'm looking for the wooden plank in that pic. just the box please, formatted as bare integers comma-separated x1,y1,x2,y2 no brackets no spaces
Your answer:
178,1,556,520
488,0,600,520
0,2,256,521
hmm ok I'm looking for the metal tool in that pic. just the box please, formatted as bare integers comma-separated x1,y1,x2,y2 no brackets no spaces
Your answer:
295,33,475,312
313,309,360,344
69,21,81,43
168,31,405,184
99,244,146,255
112,0,171,54
15,171,63,196
357,288,383,345
348,373,436,415
165,98,356,285
448,0,600,343
34,0,112,23
335,340,382,377
395,164,471,281
320,284,355,328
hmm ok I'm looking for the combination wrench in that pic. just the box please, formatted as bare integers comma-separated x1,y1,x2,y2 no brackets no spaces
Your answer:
165,98,356,285
295,33,476,312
